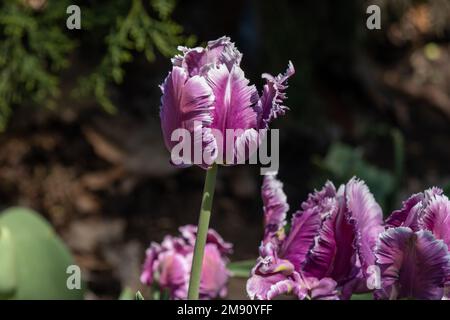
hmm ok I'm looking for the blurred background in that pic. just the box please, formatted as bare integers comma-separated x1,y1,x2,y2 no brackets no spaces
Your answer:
0,0,449,299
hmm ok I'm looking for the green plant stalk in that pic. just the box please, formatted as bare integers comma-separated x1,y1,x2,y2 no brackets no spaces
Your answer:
187,163,218,300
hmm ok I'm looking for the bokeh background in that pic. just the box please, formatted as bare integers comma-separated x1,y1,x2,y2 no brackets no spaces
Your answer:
0,0,449,299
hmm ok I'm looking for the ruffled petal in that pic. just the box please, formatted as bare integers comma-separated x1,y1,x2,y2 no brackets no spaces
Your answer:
280,208,322,271
419,194,450,249
198,244,231,299
255,241,295,276
386,188,443,230
233,128,261,164
205,36,242,71
303,193,355,284
301,181,337,214
206,65,259,130
155,250,190,298
295,274,339,300
258,61,295,128
159,66,216,166
309,277,339,300
375,227,450,300
247,269,339,300
279,182,339,272
385,193,423,230
303,209,337,279
205,64,259,162
172,36,242,77
424,187,444,202
246,273,293,300
345,177,384,277
140,243,160,285
261,173,289,236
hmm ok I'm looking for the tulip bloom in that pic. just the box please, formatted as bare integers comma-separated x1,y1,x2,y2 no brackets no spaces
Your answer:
247,174,384,300
141,225,232,300
158,36,294,300
160,36,294,168
375,189,450,300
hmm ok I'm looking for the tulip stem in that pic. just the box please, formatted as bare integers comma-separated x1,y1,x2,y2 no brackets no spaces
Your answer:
187,163,218,300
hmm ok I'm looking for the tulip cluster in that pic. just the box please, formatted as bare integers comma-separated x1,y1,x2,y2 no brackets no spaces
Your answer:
141,225,232,300
150,36,450,301
155,36,294,301
247,174,450,300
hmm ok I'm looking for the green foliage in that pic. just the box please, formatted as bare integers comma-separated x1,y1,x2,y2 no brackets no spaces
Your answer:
118,288,145,300
135,290,145,300
0,226,16,299
228,259,256,278
0,207,83,299
316,142,396,211
351,292,374,300
77,0,195,113
0,0,193,130
444,182,450,196
0,0,74,131
119,287,135,300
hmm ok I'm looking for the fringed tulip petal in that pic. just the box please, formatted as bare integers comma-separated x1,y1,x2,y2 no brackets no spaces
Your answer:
140,243,160,285
296,275,339,300
258,61,295,128
160,67,216,167
156,250,190,298
261,173,289,236
303,201,355,283
172,36,242,76
420,194,450,249
386,188,443,230
198,244,231,299
375,227,450,300
345,178,384,277
247,273,292,300
385,193,425,230
206,64,259,160
301,181,337,213
281,182,339,272
280,208,322,271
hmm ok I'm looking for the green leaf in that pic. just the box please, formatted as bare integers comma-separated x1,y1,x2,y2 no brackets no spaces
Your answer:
0,207,84,299
350,292,374,300
119,287,135,300
0,226,17,299
135,291,145,300
228,259,256,278
443,182,450,196
151,0,176,20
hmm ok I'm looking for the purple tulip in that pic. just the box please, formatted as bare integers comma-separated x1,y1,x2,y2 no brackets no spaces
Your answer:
141,225,232,300
159,36,294,168
247,174,383,300
375,189,450,300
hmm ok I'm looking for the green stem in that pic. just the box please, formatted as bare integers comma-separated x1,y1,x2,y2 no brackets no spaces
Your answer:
187,163,218,300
